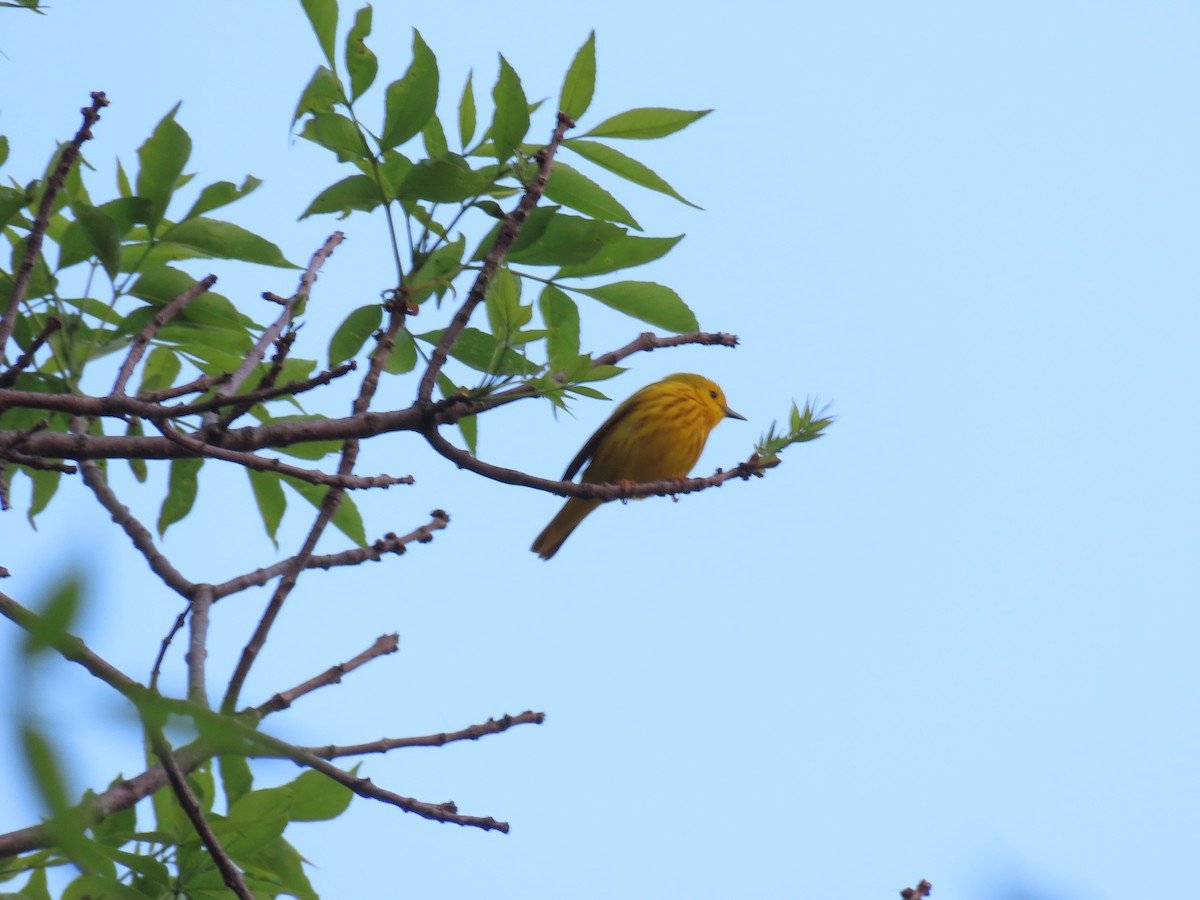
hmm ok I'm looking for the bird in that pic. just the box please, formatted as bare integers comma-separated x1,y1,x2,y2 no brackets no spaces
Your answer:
531,372,746,560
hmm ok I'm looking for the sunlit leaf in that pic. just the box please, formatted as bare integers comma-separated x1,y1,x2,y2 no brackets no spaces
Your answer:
490,55,529,161
382,30,439,149
580,107,711,140
544,161,639,229
329,304,382,365
157,458,203,537
345,5,378,101
136,107,191,233
564,138,699,208
555,233,682,279
559,32,596,120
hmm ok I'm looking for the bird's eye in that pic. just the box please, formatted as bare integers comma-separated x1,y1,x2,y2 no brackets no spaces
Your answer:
709,390,718,399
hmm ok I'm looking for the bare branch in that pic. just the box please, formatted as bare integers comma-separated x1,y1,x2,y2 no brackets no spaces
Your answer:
591,330,739,367
148,727,252,899
136,372,230,403
417,112,575,402
423,422,763,501
211,511,449,600
187,585,213,706
252,731,512,832
302,711,545,758
112,275,217,395
152,418,412,489
205,232,344,420
72,419,195,599
252,633,400,719
0,316,62,389
0,92,108,356
149,606,189,692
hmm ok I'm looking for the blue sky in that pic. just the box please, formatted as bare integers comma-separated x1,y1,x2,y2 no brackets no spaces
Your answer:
1,2,1197,898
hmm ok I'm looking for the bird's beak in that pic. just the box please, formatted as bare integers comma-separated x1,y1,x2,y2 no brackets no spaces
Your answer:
723,405,747,421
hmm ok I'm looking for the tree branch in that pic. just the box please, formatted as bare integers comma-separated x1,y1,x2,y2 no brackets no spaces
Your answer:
211,512,449,600
423,422,764,501
204,231,344,424
187,585,213,707
417,112,575,402
148,726,252,899
0,92,108,356
0,316,61,389
221,299,407,713
252,633,400,719
301,711,545,758
900,880,933,899
152,417,412,489
73,420,195,599
111,275,217,395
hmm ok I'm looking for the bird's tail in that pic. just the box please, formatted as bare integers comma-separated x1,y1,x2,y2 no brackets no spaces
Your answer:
531,497,601,560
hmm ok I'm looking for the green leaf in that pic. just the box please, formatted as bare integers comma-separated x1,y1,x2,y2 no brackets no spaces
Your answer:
281,476,367,546
575,281,698,332
560,32,596,120
20,725,71,813
218,788,291,858
345,5,378,100
581,107,711,140
384,328,418,374
61,875,146,900
23,573,82,655
125,420,148,484
300,0,338,68
157,457,203,537
185,175,263,220
458,71,476,149
329,304,382,365
396,154,486,203
544,161,639,229
409,235,465,305
565,138,699,207
75,205,122,280
293,66,345,124
24,466,61,526
539,285,579,373
436,372,477,455
490,55,529,161
422,114,449,159
286,769,353,822
246,469,286,548
136,107,191,233
507,213,624,266
300,173,382,219
485,267,521,339
0,135,8,168
471,204,558,262
137,346,180,397
556,233,682,279
115,157,131,197
159,217,295,267
299,112,371,163
382,30,439,149
416,327,539,376
0,185,30,231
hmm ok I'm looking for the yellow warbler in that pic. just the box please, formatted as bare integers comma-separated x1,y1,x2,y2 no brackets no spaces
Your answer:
531,373,745,560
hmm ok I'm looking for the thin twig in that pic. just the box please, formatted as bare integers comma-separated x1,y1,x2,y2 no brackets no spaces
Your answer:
0,316,62,389
149,607,189,692
212,511,449,600
136,372,231,403
249,730,512,832
0,92,108,356
252,633,400,719
301,711,545,758
152,418,412,489
2,450,76,474
591,330,739,367
72,418,195,599
148,726,252,899
213,331,294,430
112,275,217,395
204,232,344,425
417,112,575,402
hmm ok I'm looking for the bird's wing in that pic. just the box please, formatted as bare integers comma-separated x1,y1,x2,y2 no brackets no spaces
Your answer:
561,392,641,481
